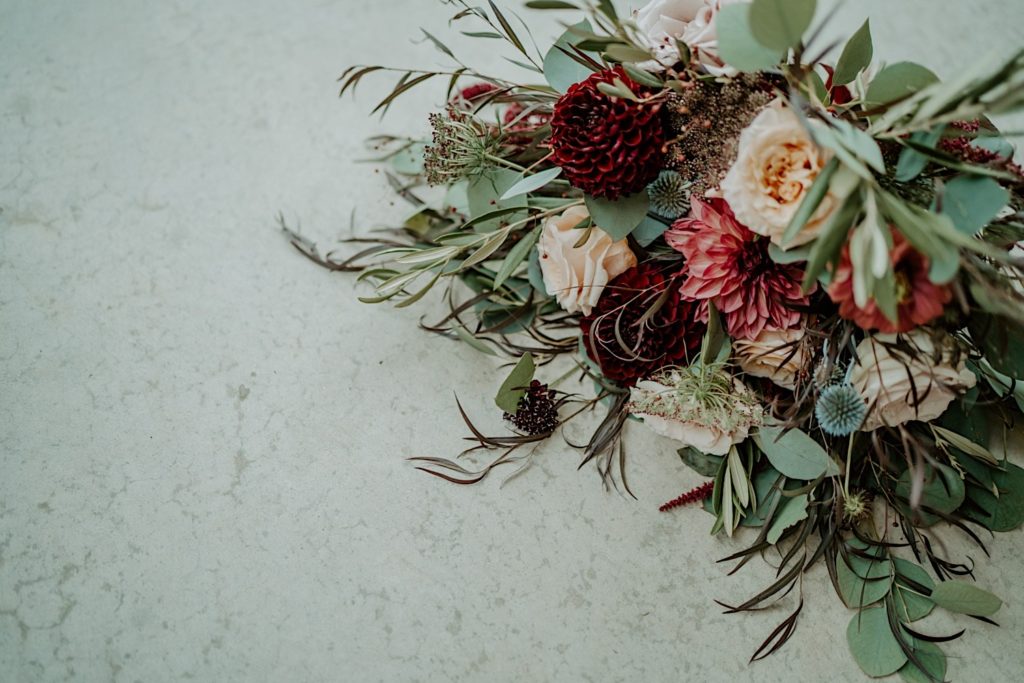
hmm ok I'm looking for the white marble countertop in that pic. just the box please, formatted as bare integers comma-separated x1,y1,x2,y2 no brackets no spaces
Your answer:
2,1,1023,681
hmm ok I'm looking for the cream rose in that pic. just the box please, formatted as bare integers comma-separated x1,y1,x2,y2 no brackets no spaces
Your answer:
733,328,808,390
849,332,977,431
632,0,740,77
537,205,637,316
721,100,837,248
628,374,761,455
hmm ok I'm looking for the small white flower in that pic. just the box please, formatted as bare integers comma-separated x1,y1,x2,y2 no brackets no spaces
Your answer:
537,205,637,316
632,0,741,77
628,369,763,455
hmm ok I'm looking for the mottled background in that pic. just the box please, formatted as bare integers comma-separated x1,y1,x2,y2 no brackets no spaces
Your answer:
2,1,1023,681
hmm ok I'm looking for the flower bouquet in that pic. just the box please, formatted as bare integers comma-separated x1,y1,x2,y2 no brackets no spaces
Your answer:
287,1,1024,679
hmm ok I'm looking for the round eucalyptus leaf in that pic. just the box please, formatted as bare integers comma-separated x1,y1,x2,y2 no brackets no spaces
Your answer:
837,544,892,608
846,606,908,677
898,640,947,683
892,559,935,622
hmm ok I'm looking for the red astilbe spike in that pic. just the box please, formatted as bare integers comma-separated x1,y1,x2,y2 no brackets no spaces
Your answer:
659,481,715,512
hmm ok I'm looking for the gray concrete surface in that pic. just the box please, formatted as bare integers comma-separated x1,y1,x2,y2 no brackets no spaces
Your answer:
2,1,1023,681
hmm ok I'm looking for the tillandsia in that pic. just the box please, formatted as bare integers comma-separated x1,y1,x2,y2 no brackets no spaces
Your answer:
287,0,1024,680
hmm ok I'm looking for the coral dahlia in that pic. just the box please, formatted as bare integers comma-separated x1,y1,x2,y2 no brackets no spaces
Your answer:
828,231,952,333
580,261,705,387
550,66,667,200
665,198,809,340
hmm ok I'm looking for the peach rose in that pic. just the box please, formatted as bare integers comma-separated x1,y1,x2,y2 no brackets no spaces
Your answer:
849,332,977,431
733,328,809,390
537,205,637,316
721,100,837,248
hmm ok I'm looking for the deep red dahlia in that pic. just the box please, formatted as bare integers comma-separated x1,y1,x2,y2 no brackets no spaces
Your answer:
665,198,810,340
829,231,951,333
580,261,705,387
550,67,667,200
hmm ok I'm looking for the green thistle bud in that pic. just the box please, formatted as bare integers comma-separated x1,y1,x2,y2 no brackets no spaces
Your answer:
646,170,691,219
815,383,866,436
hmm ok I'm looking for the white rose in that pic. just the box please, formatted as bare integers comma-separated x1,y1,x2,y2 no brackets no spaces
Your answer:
632,0,740,77
628,377,759,455
733,328,808,390
537,205,637,316
849,332,977,431
721,100,837,248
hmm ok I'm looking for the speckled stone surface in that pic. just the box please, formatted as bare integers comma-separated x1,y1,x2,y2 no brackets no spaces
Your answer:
2,1,1024,681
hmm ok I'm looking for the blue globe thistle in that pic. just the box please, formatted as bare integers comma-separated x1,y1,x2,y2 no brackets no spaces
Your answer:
646,170,691,219
816,383,867,436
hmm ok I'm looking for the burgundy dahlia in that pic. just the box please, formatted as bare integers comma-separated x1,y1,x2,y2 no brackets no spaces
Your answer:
665,198,810,340
550,67,667,200
580,261,706,387
828,230,951,333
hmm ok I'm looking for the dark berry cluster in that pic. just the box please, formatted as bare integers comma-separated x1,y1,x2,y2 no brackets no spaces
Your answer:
503,380,559,436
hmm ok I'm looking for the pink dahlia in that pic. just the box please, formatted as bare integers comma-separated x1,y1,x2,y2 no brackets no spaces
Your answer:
666,197,810,339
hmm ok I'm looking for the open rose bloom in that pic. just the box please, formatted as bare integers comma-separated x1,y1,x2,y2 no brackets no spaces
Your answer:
633,0,741,76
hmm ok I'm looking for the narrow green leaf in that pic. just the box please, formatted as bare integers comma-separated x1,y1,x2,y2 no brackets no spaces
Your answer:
782,157,838,246
493,227,541,289
454,324,497,356
495,353,536,413
525,0,579,8
802,190,862,292
499,168,563,201
603,44,654,64
832,20,873,85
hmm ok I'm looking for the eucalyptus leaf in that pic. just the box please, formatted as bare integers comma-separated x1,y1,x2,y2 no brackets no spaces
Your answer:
865,62,939,109
468,168,530,231
837,542,892,608
846,606,908,677
754,426,840,480
389,142,427,175
897,640,946,683
749,0,816,52
716,3,782,73
495,353,536,413
543,20,596,93
766,493,808,544
892,558,935,622
584,191,650,241
833,20,873,86
988,463,1024,531
895,463,965,526
930,581,1002,616
632,215,668,247
895,128,944,182
939,175,1009,235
